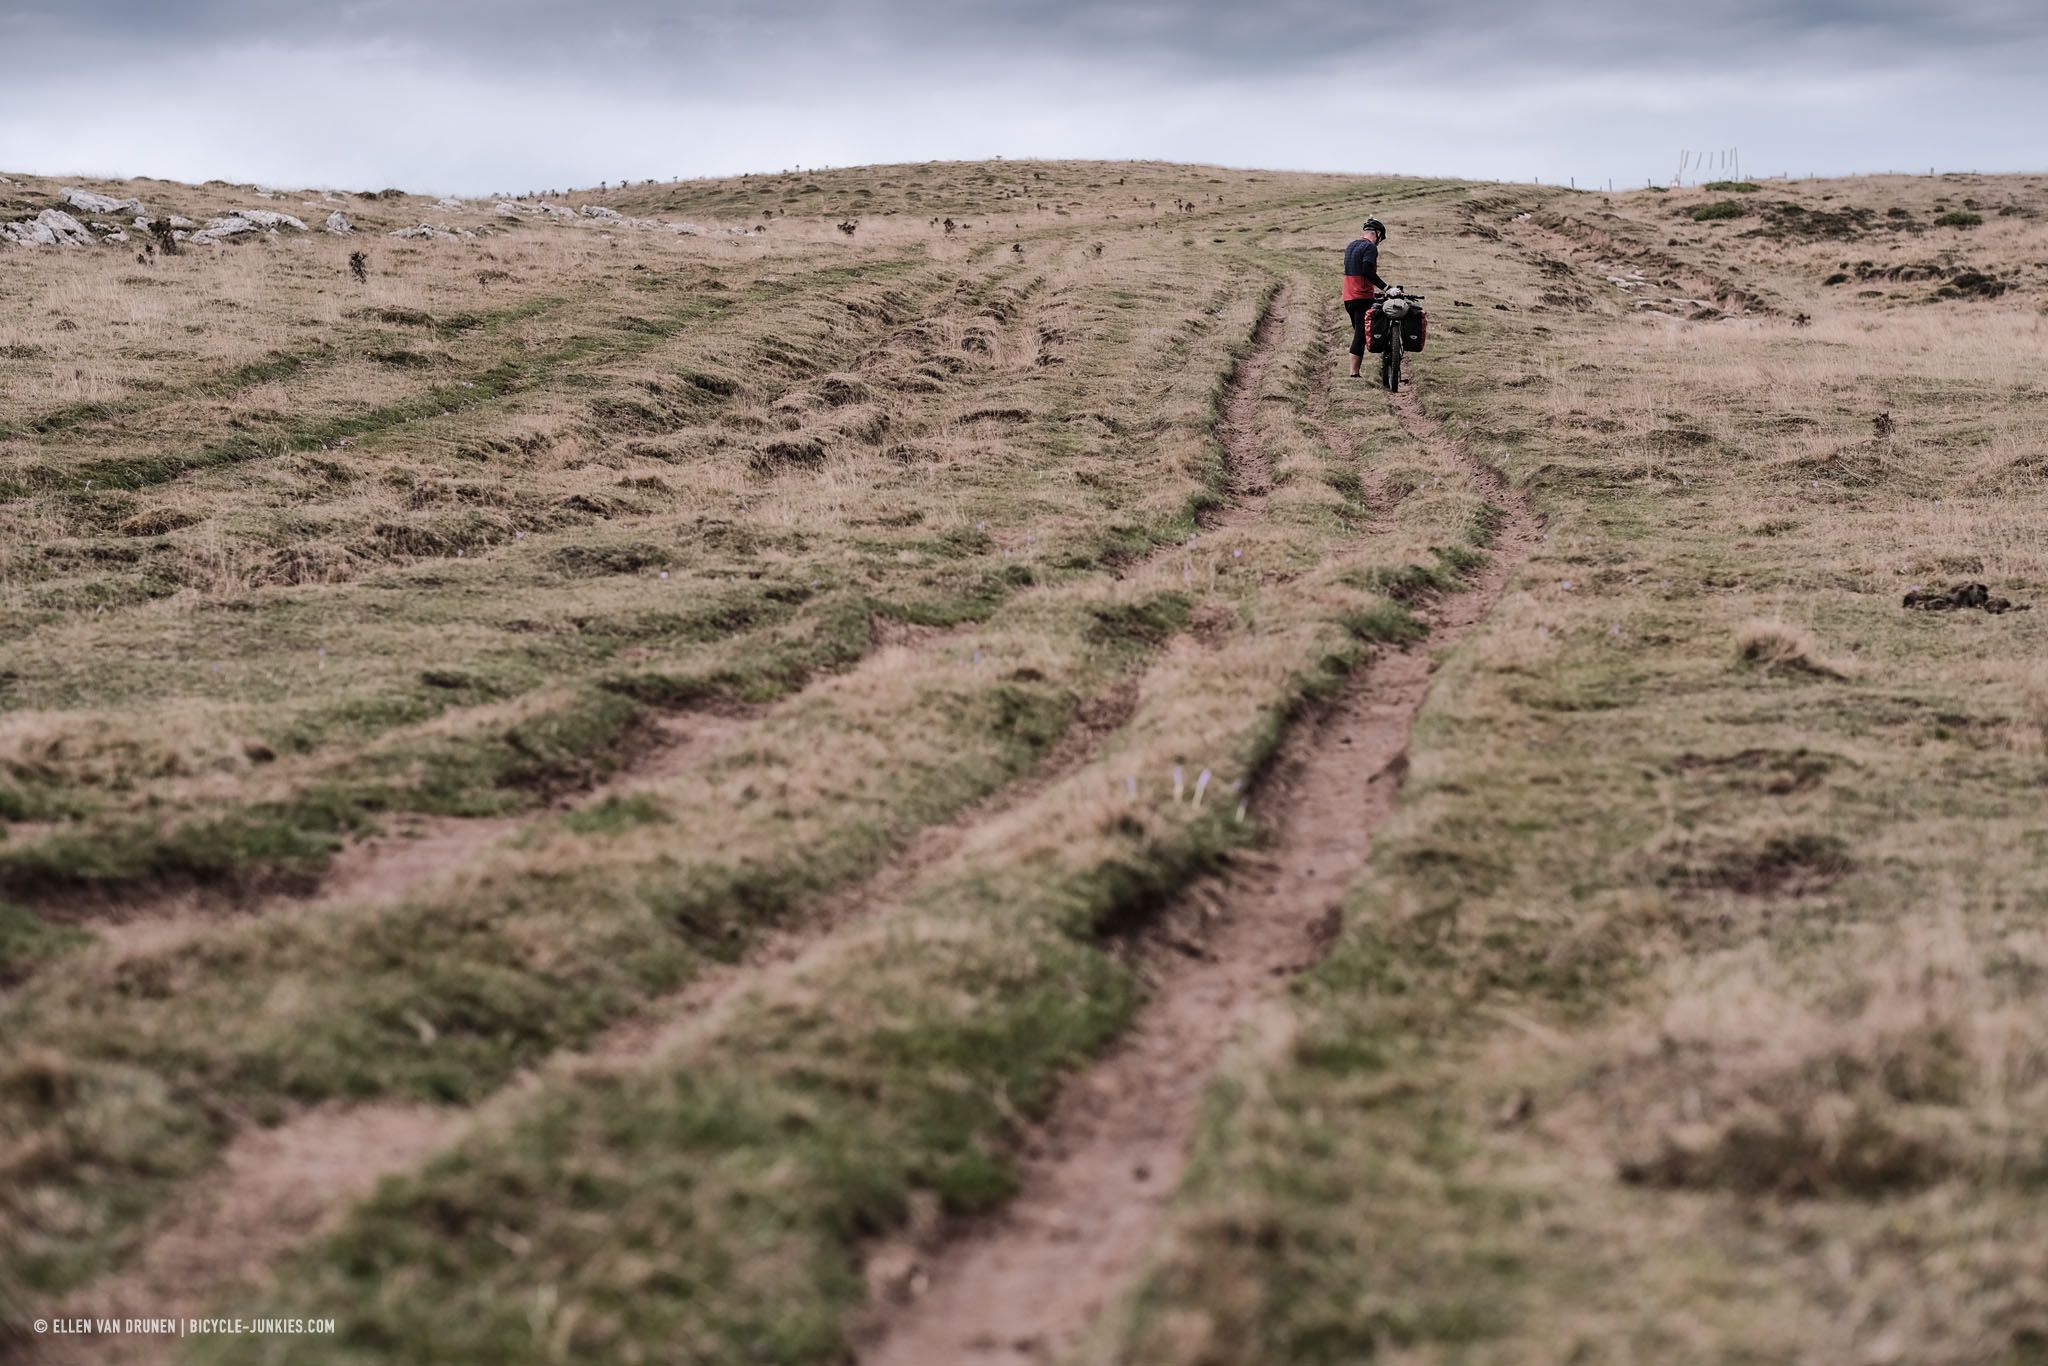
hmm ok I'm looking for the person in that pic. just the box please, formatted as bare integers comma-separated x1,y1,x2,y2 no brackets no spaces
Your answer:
1343,218,1389,378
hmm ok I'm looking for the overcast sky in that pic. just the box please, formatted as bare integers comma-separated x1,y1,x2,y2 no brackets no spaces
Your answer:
3,0,2044,194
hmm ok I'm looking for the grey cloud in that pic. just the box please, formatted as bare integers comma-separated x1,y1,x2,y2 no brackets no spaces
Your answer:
3,0,2044,191
14,0,2047,79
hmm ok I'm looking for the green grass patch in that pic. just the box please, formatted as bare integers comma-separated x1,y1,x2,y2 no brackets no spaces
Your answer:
0,902,92,987
1687,200,1747,222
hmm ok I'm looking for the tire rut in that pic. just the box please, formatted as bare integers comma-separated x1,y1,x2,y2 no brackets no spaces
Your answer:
855,351,1540,1366
1204,282,1289,527
5,255,1057,952
14,687,1138,1366
15,278,1302,1366
593,277,1295,1076
71,709,754,967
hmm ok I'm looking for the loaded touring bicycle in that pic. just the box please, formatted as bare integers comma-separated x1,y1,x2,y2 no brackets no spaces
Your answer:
1367,286,1427,392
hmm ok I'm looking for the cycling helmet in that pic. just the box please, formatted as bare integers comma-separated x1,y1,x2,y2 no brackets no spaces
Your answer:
1362,217,1388,239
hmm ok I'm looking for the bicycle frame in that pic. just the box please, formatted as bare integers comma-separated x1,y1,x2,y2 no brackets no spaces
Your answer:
1371,289,1422,393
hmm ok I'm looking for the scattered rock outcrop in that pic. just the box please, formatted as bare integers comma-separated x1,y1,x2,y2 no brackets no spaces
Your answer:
233,209,310,230
1,208,96,247
186,209,312,244
188,217,257,245
389,222,473,241
495,200,579,221
63,187,144,216
324,211,354,234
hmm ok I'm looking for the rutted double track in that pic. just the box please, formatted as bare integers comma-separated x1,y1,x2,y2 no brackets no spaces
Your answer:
858,307,1539,1366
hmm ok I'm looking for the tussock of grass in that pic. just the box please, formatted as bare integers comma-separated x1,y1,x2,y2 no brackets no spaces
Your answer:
1614,920,2048,1197
1733,619,1849,679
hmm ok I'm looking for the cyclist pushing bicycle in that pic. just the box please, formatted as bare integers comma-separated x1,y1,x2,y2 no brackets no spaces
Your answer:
1342,217,1388,378
1342,216,1426,391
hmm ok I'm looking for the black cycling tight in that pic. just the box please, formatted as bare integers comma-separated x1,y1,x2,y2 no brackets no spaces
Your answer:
1345,298,1371,358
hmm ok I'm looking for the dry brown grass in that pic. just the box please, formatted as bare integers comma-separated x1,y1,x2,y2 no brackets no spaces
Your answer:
1109,170,2048,1366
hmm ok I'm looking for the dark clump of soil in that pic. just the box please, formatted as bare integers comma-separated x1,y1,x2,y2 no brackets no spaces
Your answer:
1828,260,2011,300
1932,270,2010,300
750,436,827,474
1903,582,2030,614
1661,831,1852,898
1619,1089,1964,1197
1749,202,1886,241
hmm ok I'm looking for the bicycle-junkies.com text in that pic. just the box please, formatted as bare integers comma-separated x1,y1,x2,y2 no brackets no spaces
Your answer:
34,1316,338,1338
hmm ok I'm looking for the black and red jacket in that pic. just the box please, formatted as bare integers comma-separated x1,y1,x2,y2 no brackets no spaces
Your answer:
1342,237,1386,301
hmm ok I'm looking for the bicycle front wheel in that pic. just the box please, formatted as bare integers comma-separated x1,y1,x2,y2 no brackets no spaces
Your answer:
1384,335,1403,392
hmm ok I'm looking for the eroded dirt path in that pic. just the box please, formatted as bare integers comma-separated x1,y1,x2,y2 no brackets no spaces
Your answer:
857,363,1539,1366
1206,282,1288,525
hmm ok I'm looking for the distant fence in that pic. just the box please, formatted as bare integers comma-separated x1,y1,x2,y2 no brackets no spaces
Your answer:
1486,164,2022,193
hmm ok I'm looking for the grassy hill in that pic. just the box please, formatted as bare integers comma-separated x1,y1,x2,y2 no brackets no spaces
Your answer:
3,158,2046,1364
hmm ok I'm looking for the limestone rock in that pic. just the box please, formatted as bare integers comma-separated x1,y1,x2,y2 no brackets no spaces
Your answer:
187,209,311,244
389,222,472,241
188,217,259,245
1,208,96,247
231,209,310,231
578,203,710,233
64,187,144,216
493,201,576,221
324,211,354,234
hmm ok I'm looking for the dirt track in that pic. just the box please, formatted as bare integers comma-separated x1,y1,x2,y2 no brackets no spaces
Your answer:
857,321,1539,1366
